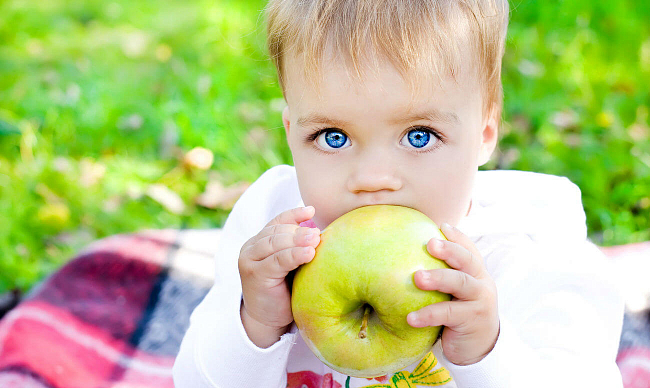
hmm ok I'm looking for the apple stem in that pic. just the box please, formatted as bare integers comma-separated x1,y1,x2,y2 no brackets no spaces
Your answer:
358,305,371,339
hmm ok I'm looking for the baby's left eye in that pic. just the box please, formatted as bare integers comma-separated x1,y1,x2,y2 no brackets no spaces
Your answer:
400,128,436,149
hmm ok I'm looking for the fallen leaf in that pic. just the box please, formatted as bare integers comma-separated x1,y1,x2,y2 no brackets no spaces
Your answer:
35,183,63,203
510,114,531,133
53,228,95,247
45,244,61,257
639,197,650,209
628,123,648,142
147,184,186,214
550,110,579,130
517,59,544,78
42,69,59,85
20,120,37,162
628,106,649,141
195,180,250,210
118,114,144,131
183,147,214,170
237,101,265,123
155,44,172,62
103,196,122,213
565,134,582,148
27,39,44,57
65,83,81,105
244,127,270,151
197,74,212,96
76,57,91,73
38,203,71,228
122,30,149,58
496,148,520,169
16,244,29,258
80,158,106,187
53,157,72,173
126,183,144,200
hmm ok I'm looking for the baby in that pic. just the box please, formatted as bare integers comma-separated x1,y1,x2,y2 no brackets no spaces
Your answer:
174,0,625,387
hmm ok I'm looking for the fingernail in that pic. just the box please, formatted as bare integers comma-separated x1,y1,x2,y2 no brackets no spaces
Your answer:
305,206,314,212
441,223,452,231
419,270,431,281
305,233,316,241
408,312,419,325
432,239,443,250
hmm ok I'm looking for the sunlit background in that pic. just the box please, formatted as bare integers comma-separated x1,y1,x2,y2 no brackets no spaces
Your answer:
1,0,649,293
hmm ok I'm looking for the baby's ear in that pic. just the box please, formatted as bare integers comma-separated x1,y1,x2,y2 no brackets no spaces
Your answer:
282,106,291,139
478,104,499,166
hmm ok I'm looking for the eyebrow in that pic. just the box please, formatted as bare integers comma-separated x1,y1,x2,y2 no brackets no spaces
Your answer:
297,109,460,128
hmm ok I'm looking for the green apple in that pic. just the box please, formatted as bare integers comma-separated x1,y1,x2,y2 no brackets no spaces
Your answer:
291,204,451,378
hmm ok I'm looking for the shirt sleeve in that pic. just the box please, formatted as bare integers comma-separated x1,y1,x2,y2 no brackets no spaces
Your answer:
173,165,303,388
438,237,625,388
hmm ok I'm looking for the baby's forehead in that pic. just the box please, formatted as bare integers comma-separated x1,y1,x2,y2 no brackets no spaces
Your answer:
284,48,480,106
289,40,479,88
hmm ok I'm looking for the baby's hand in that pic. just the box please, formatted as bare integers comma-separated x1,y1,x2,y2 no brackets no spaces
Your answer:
407,223,500,366
238,206,321,348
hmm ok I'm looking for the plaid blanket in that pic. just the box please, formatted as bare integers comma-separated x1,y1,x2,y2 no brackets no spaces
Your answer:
0,230,648,388
0,229,217,388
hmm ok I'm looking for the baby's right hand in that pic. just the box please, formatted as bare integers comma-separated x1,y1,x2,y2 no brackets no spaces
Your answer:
238,206,321,348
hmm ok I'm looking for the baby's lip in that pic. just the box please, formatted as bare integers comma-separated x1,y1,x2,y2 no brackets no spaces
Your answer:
353,203,408,213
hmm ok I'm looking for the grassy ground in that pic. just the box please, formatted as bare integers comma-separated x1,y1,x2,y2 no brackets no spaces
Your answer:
1,0,649,293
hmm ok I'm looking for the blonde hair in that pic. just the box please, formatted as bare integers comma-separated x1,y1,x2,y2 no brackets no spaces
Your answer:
265,0,510,123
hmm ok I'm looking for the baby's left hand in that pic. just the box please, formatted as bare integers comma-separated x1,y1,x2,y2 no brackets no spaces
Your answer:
407,223,500,366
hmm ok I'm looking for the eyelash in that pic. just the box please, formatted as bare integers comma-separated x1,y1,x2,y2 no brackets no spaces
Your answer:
302,126,445,154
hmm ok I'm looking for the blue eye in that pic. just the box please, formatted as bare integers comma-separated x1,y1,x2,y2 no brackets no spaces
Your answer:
403,129,431,148
317,130,350,149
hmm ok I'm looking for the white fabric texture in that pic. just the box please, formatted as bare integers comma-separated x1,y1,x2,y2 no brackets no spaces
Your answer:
173,164,624,388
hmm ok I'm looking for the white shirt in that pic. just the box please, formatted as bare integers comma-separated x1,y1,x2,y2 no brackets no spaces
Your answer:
173,165,624,388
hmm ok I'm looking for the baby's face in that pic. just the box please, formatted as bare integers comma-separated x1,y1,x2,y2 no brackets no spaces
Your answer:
282,51,498,230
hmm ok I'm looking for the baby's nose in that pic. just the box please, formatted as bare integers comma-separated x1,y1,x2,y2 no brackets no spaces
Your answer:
346,169,402,194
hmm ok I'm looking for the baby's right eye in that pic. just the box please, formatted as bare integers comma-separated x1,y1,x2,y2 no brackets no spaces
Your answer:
316,130,351,150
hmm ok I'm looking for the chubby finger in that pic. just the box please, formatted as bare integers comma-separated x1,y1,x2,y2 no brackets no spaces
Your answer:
244,228,321,262
240,223,320,254
427,236,484,280
267,206,315,227
440,223,483,263
414,269,481,301
259,245,316,279
256,223,321,245
407,300,471,328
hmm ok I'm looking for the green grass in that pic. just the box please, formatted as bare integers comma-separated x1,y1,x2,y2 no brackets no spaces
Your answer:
1,0,649,293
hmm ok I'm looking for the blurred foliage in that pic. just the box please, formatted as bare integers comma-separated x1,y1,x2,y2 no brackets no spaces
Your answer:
0,0,649,293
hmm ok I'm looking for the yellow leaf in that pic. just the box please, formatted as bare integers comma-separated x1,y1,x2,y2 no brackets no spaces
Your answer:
38,203,71,228
155,44,172,62
596,112,613,128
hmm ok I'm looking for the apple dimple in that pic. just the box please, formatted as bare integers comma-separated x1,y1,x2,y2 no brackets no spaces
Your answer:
357,304,372,339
